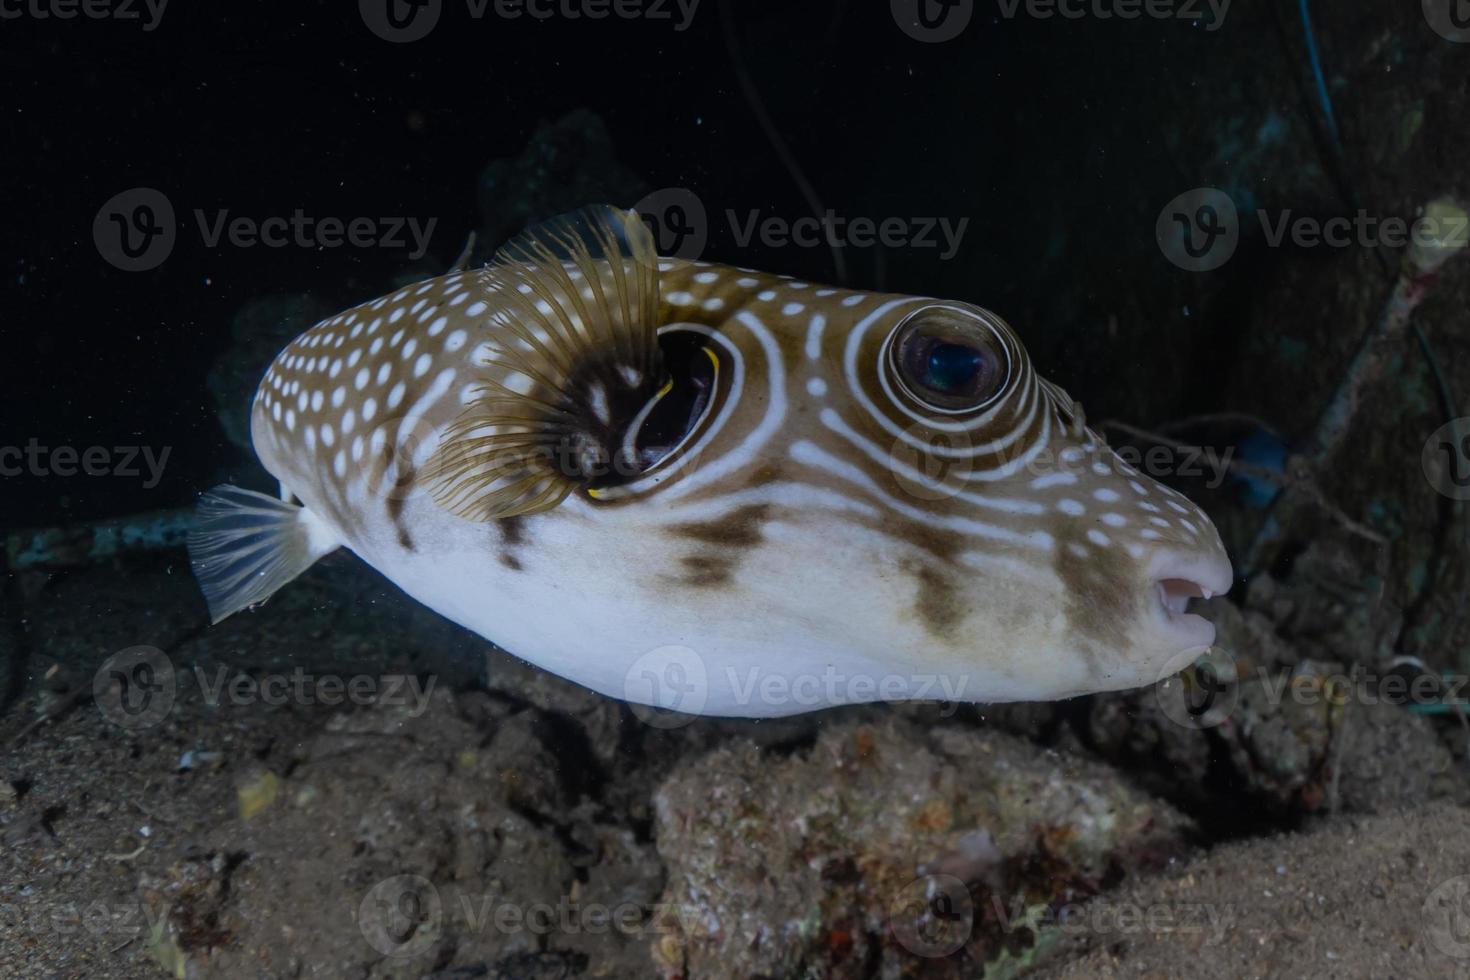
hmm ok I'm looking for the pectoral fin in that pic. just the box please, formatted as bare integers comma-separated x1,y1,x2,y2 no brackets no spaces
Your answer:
425,204,667,521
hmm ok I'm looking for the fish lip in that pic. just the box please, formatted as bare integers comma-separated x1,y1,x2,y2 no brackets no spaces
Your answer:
1145,549,1234,649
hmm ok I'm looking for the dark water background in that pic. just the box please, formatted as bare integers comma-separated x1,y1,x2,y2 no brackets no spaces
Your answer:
3,0,1269,529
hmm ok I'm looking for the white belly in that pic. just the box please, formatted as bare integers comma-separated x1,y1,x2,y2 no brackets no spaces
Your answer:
311,487,1087,718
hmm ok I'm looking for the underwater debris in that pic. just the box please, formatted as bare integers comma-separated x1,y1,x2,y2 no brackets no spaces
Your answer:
4,507,192,570
1246,196,1468,573
236,770,280,821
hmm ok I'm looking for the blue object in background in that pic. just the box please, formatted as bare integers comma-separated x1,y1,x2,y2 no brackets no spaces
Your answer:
1234,428,1289,508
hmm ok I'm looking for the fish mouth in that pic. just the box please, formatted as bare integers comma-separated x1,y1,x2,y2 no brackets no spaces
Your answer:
1146,550,1234,651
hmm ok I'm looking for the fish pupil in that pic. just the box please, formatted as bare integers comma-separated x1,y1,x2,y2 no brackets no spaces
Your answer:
924,342,984,394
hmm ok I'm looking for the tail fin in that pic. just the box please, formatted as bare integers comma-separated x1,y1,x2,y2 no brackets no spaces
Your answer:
186,485,340,624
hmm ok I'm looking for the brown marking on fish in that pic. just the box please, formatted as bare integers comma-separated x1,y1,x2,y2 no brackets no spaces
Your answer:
662,505,770,589
498,515,527,571
384,463,416,551
667,504,769,548
889,518,963,565
675,554,735,588
904,559,965,642
1052,520,1144,672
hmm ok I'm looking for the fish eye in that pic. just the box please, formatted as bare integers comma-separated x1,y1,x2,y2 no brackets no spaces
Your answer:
889,307,1010,412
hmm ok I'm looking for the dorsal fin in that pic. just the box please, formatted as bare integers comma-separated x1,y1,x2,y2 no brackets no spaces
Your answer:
425,205,666,521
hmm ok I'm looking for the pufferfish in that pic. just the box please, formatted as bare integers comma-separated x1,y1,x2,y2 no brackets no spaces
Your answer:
188,206,1231,717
